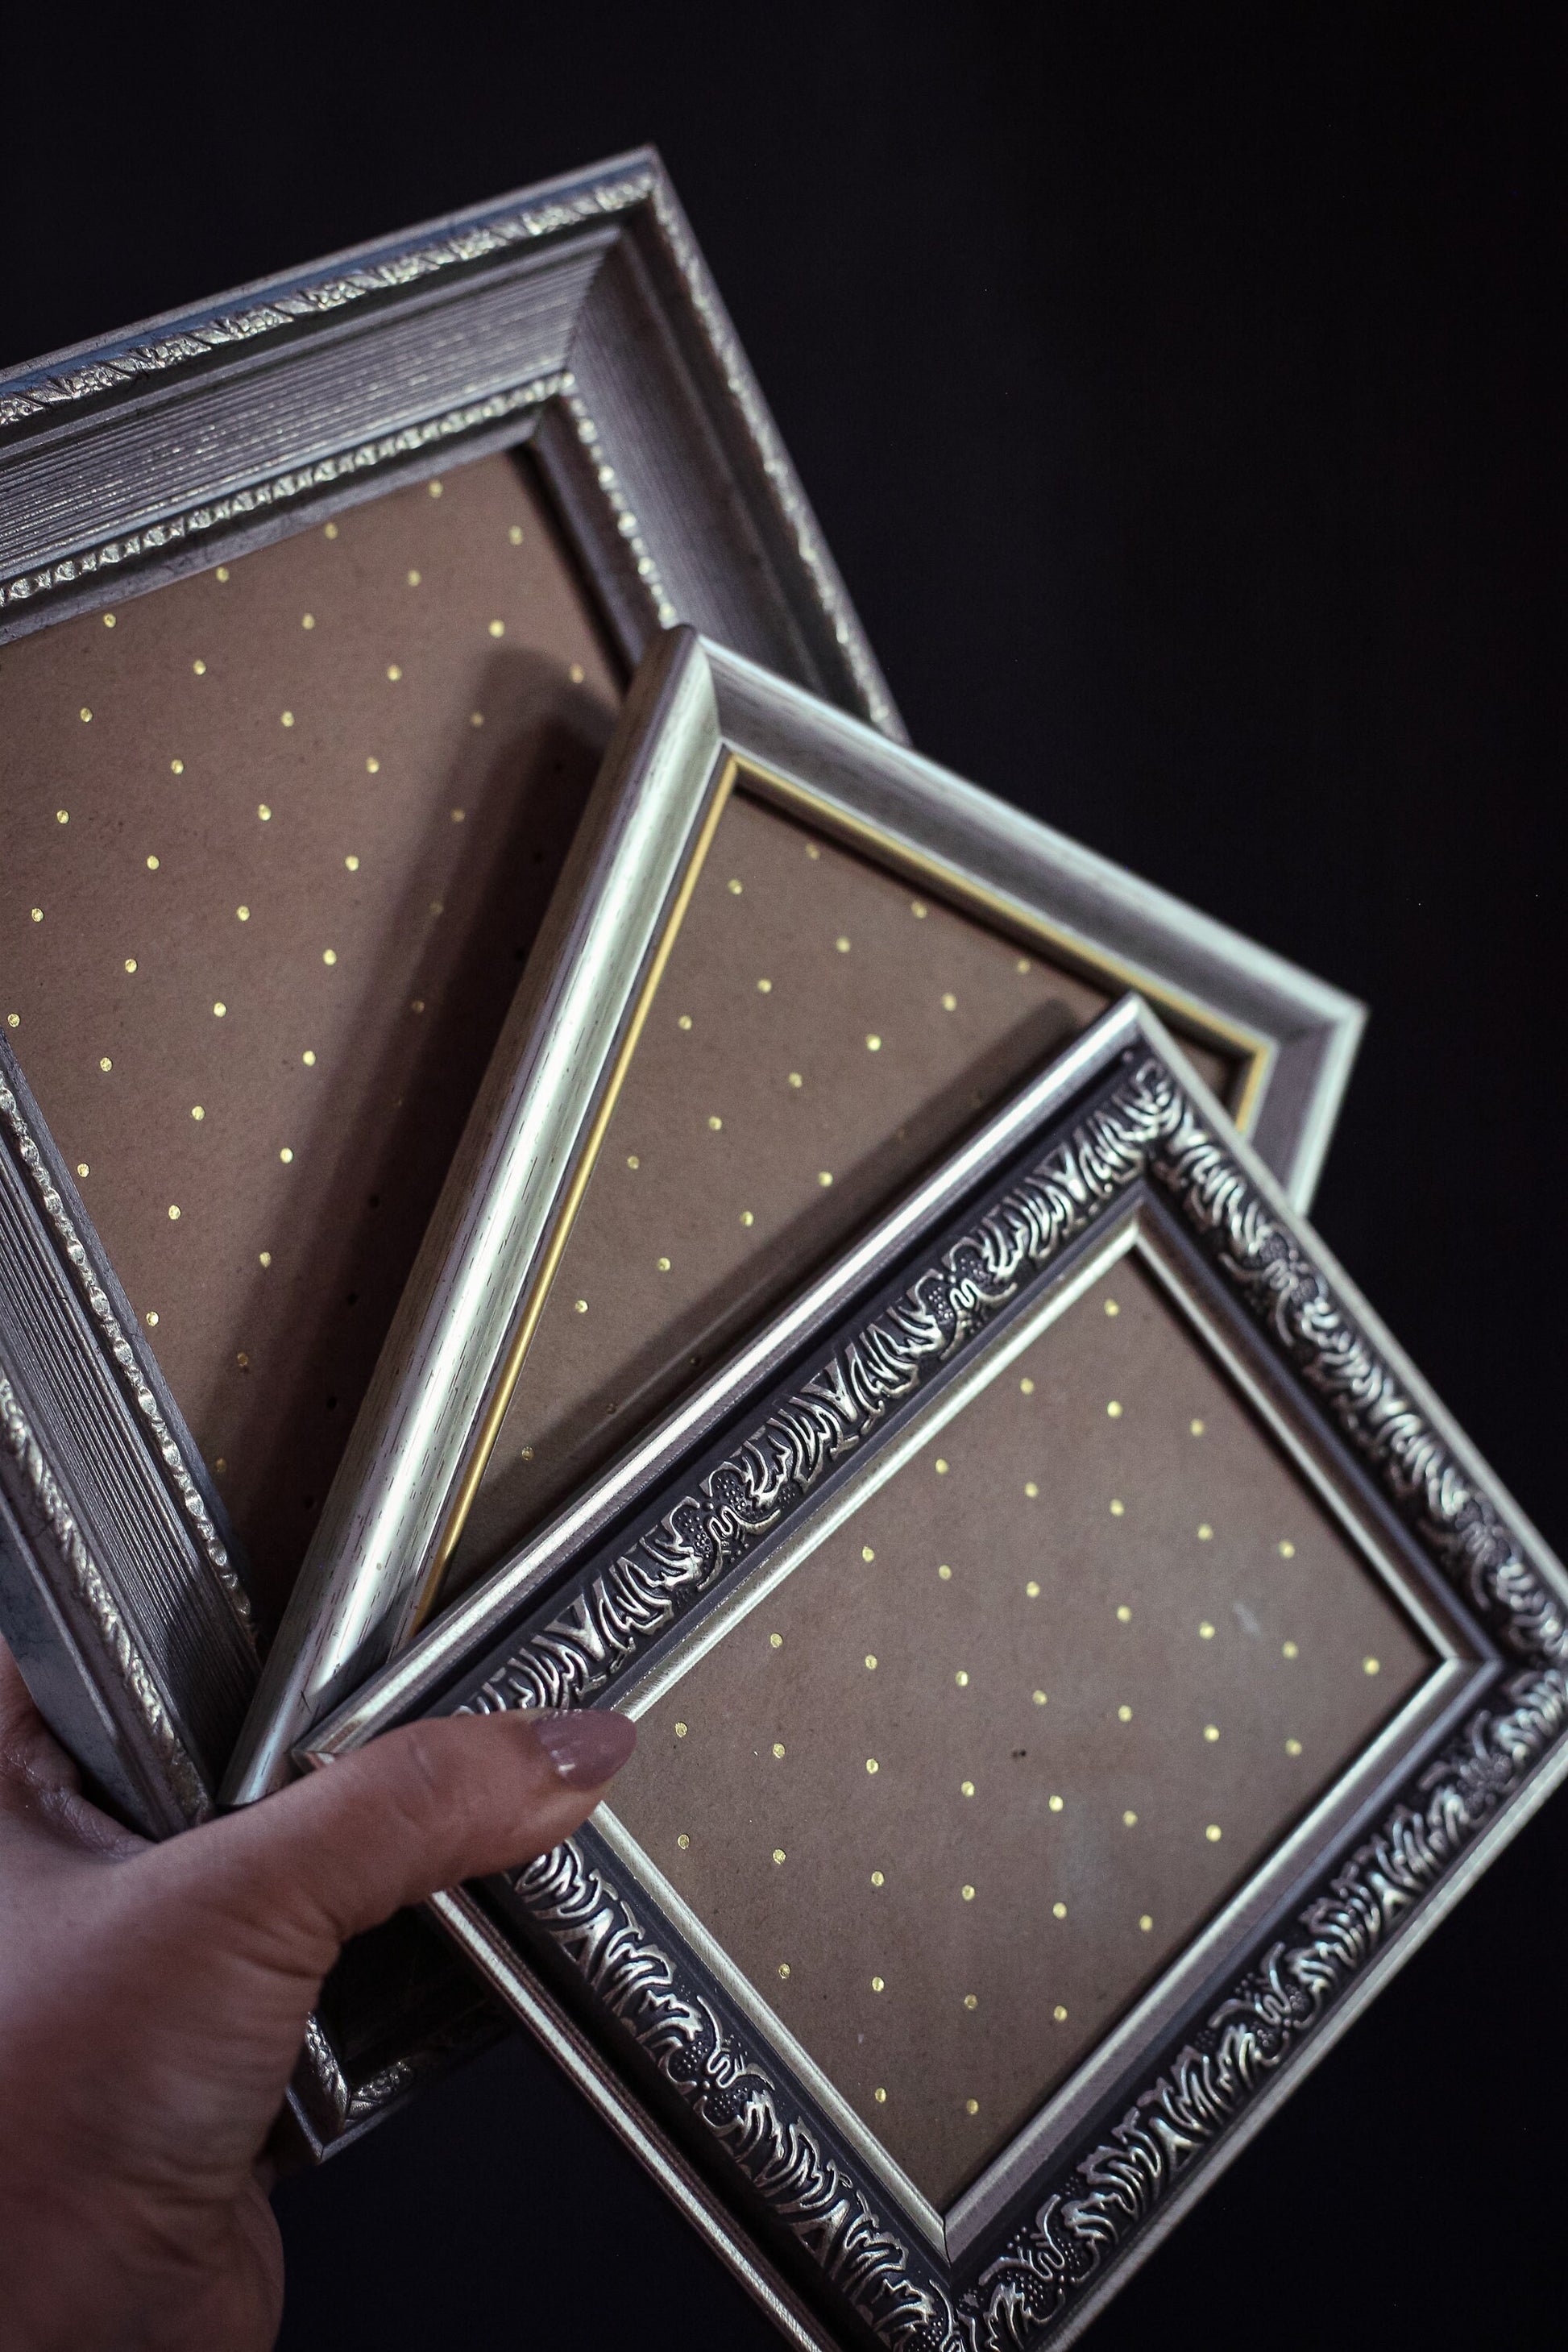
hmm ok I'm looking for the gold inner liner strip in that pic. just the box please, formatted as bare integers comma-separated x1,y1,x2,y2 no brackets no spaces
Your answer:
736,760,1275,1134
409,754,740,1629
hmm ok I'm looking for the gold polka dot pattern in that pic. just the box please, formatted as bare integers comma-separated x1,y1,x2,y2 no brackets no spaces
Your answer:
454,796,1238,1579
0,454,618,1615
608,1255,1431,2209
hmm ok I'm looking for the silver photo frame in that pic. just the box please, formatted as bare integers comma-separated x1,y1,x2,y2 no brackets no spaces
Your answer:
230,628,1365,1802
305,993,1567,2350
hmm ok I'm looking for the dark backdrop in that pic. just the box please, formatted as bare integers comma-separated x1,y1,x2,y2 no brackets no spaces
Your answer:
7,7,1564,2345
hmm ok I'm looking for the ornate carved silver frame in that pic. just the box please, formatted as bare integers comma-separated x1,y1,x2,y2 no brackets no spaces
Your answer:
231,627,1365,1806
305,993,1567,2349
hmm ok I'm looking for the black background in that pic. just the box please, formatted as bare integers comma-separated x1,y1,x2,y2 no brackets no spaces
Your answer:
6,7,1564,2345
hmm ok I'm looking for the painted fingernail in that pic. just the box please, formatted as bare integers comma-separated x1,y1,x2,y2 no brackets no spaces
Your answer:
531,1710,637,1786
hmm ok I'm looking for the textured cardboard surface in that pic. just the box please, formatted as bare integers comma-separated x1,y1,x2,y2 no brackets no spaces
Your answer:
608,1252,1431,2211
0,454,619,1617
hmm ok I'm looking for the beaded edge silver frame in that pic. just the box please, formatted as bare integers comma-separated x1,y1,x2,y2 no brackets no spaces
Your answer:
305,995,1568,2349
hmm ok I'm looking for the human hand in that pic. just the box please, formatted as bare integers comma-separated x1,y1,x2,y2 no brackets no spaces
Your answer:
0,1637,633,2351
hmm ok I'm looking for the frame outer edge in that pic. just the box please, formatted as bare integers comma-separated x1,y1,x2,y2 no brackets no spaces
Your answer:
222,628,724,1802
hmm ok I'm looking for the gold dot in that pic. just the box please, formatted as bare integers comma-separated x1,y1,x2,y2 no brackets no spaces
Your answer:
30,906,43,923
1199,1620,1216,1639
1283,1640,1300,1659
835,935,851,952
217,563,230,579
787,1069,803,1088
817,1169,834,1188
955,1670,970,1687
427,480,442,497
259,1251,272,1268
1363,1656,1381,1676
728,877,743,896
1205,1824,1223,1844
674,1721,687,1738
1117,1603,1133,1623
1110,1498,1126,1517
1197,1523,1213,1542
79,706,92,722
870,1869,884,1886
236,1351,249,1368
778,1963,790,1979
1204,1724,1220,1742
429,901,443,916
191,1105,204,1122
1123,1809,1138,1827
411,999,425,1015
769,1633,783,1649
960,1884,976,1902
508,525,523,545
707,1114,723,1130
678,1833,690,1850
864,1653,878,1672
301,613,315,630
1106,1399,1123,1418
773,1848,786,1865
678,1014,693,1031
941,990,958,1011
99,1056,112,1072
574,1298,588,1314
870,1976,885,1993
1118,1703,1132,1722
280,1147,294,1164
1190,1418,1206,1437
1032,1690,1047,1707
145,856,160,872
76,1162,89,1177
1052,2003,1068,2022
450,807,465,823
938,1564,952,1581
1103,1298,1121,1318
468,713,483,730
257,803,271,821
167,1205,180,1221
520,1445,533,1461
961,1779,977,1798
386,665,401,682
406,569,421,586
865,1758,879,1774
965,2097,980,2114
170,760,184,774
302,1050,316,1066
626,1154,640,1169
657,1255,671,1271
1279,1540,1296,1558
193,661,206,676
280,709,293,727
911,900,927,918
569,662,585,685
487,619,504,637
1139,1914,1154,1932
873,2087,887,2103
1286,1737,1303,1756
6,1014,19,1030
102,611,116,627
345,854,360,872
865,1033,881,1052
1052,1901,1067,1921
367,755,382,771
55,808,68,825
935,1458,948,1475
740,1209,754,1226
145,1310,158,1326
771,1740,786,1757
214,1458,226,1473
757,977,772,993
861,1545,875,1563
1025,1579,1040,1598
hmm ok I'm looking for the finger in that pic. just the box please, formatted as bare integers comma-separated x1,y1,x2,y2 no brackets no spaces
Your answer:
151,1708,636,1960
0,1636,81,1794
0,1636,142,1860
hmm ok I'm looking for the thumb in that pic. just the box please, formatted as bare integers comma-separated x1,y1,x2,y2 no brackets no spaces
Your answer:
150,1709,636,1962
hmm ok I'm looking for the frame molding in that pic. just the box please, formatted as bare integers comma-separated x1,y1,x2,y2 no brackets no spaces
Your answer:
306,997,1567,2349
235,627,1364,1803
